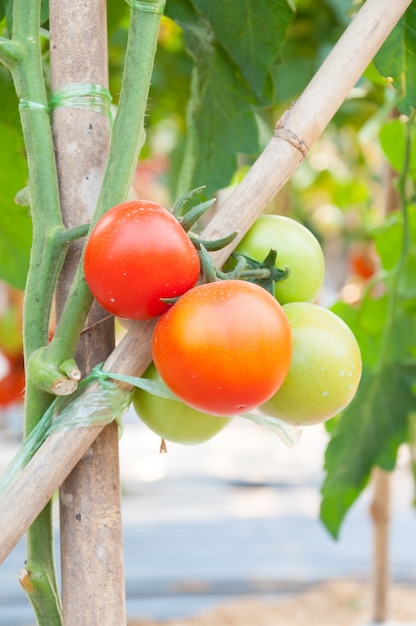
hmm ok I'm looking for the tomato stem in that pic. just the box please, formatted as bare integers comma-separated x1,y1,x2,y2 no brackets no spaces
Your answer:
178,198,216,232
172,185,207,217
188,230,238,251
198,242,290,295
6,0,64,621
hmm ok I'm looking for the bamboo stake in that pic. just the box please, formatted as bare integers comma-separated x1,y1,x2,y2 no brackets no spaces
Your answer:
0,0,412,564
49,1,126,623
369,467,391,622
367,153,400,624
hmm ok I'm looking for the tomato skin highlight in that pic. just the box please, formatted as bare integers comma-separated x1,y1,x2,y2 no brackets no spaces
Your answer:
259,302,362,426
133,363,232,445
152,280,292,416
83,200,200,320
230,214,325,304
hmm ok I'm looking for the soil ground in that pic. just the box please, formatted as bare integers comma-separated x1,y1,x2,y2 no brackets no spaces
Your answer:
128,579,416,626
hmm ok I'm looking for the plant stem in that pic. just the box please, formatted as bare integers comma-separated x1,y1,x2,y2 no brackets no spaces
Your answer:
375,115,413,369
46,0,165,368
8,0,64,622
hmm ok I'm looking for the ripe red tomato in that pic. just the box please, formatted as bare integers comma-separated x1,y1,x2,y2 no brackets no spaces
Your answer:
0,360,25,408
229,214,325,304
152,280,292,416
349,244,378,280
133,363,232,444
83,200,200,320
259,302,362,426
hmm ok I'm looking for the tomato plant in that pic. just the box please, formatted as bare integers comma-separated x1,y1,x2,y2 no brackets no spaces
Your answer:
84,200,200,320
133,363,232,444
259,302,362,426
152,279,292,416
229,215,325,304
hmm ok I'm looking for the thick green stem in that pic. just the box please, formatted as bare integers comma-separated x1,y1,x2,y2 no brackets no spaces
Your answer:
19,507,62,624
7,1,64,623
46,1,165,367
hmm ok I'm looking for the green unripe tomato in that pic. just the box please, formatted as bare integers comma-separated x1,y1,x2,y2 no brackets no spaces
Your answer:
133,363,232,445
231,214,325,304
259,302,362,426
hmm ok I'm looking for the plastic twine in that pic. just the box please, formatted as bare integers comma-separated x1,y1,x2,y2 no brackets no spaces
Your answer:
49,82,112,118
0,368,132,499
125,0,166,14
19,99,48,112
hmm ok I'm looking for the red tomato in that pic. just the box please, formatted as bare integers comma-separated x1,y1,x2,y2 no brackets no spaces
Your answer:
0,361,25,408
349,245,377,281
152,280,292,416
83,200,200,320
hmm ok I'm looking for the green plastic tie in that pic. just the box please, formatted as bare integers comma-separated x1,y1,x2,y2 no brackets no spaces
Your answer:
125,0,165,14
19,99,48,111
49,82,112,118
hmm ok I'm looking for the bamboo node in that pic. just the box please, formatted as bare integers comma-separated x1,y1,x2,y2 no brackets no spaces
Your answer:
274,125,309,158
274,104,309,158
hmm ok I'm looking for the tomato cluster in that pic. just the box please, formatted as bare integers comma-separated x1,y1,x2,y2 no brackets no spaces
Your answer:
84,201,362,443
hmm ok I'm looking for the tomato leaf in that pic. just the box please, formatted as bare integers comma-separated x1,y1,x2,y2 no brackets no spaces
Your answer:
166,0,294,197
320,364,414,539
191,0,294,98
379,119,416,180
373,4,416,114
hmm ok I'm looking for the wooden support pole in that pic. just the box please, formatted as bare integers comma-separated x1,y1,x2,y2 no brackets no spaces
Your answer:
49,1,126,623
0,0,413,565
370,468,391,623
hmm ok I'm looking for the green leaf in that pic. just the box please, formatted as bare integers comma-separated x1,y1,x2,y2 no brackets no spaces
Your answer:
332,295,388,370
40,0,49,25
0,122,31,289
0,0,13,20
191,0,294,97
379,118,416,178
373,205,416,308
167,0,260,196
321,364,414,537
187,50,259,196
373,4,416,114
320,363,414,539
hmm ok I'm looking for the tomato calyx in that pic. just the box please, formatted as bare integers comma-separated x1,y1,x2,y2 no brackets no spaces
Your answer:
198,245,290,296
188,230,238,252
161,246,290,307
173,186,238,251
226,249,290,295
